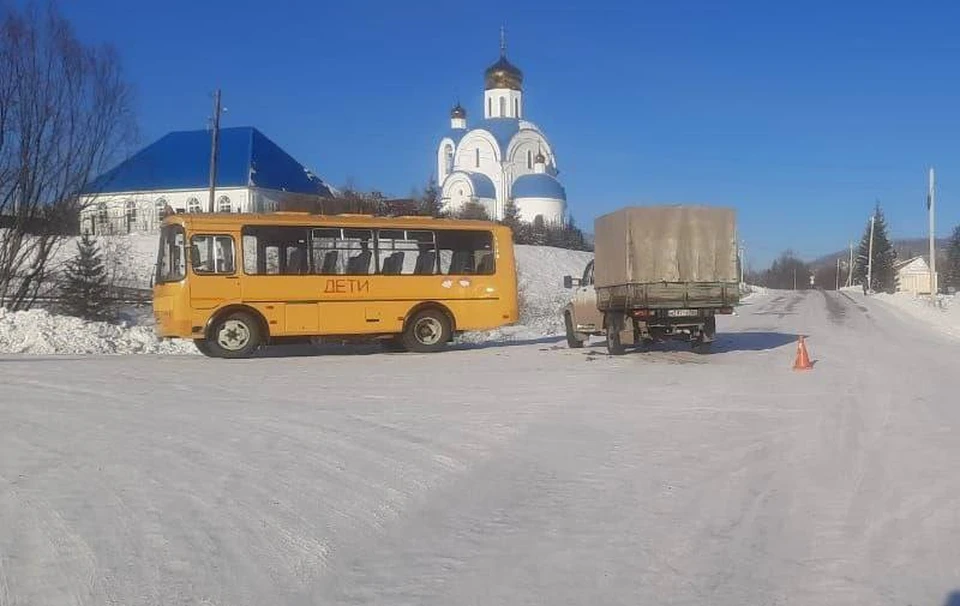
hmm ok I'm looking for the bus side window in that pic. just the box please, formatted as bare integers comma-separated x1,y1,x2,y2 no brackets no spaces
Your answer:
311,228,374,275
376,229,436,276
437,230,494,275
242,226,308,275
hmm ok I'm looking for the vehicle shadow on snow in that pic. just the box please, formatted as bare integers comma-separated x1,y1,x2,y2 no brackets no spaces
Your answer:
579,331,797,357
249,335,565,358
710,331,798,353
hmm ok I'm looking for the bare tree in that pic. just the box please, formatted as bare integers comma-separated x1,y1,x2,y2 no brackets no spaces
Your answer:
0,1,135,310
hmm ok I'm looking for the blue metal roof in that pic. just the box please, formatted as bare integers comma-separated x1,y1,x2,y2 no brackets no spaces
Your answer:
441,127,467,146
446,171,496,199
465,172,497,199
85,126,332,196
471,118,521,157
512,173,566,200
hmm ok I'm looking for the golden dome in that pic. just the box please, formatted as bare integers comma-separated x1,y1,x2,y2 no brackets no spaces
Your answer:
484,55,523,91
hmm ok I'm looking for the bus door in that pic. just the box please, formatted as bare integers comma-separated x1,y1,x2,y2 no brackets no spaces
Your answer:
188,233,241,309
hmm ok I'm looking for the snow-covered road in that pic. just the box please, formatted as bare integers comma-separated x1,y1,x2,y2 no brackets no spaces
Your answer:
1,290,959,605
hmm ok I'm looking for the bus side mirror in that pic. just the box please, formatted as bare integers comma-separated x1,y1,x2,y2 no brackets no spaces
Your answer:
563,275,579,289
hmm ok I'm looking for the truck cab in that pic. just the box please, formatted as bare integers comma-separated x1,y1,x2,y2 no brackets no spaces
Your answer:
562,259,604,348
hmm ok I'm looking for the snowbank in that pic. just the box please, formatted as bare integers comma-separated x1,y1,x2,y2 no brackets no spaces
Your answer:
870,292,960,340
0,308,195,355
460,244,593,343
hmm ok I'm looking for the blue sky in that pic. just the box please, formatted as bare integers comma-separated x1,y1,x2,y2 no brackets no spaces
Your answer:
51,0,960,267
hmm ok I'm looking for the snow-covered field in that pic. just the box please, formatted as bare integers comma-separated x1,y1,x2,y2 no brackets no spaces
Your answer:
2,289,960,605
0,240,591,355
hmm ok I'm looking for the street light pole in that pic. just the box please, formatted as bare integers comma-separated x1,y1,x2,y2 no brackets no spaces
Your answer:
929,167,937,302
867,214,876,293
836,257,840,291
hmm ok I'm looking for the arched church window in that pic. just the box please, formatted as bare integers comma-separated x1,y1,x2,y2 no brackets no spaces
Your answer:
217,195,232,213
487,98,492,116
475,148,480,168
514,98,519,117
444,145,453,174
527,151,532,170
499,97,506,117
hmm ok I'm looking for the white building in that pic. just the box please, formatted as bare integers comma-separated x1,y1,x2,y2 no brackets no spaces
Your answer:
436,38,567,225
895,256,938,295
80,126,333,235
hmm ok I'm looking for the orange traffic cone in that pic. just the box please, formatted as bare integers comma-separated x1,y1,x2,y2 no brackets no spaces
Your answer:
793,336,813,371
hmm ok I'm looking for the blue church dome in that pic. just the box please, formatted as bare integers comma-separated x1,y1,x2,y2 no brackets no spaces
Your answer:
512,173,566,200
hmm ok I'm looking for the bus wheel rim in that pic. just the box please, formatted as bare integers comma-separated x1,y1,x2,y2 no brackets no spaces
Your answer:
414,317,443,345
217,319,251,351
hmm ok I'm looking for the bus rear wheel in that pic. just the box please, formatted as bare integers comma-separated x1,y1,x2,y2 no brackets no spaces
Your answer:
402,309,451,353
204,311,262,358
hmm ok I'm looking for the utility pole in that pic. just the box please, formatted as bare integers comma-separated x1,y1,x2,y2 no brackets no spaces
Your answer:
928,167,937,302
739,243,746,286
847,242,854,287
208,88,222,213
867,214,876,293
836,257,840,291
794,267,797,291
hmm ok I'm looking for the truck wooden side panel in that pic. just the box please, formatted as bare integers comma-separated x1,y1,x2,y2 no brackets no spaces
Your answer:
596,281,739,311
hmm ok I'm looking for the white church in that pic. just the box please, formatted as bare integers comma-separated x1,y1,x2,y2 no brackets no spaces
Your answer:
436,37,567,225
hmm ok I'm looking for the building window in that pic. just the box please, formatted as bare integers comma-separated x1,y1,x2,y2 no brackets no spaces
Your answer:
514,98,519,117
125,200,137,232
97,202,108,224
499,97,506,117
156,198,168,222
475,148,480,168
487,97,492,116
187,197,201,213
527,150,532,169
444,145,453,175
217,195,232,213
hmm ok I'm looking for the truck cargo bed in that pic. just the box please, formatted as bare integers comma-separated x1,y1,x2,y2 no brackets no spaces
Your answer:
596,281,739,311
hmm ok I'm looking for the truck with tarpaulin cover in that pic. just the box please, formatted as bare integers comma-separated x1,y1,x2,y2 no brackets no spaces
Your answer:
562,205,740,355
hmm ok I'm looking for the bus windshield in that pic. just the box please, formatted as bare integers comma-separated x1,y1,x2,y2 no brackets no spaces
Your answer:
156,224,186,283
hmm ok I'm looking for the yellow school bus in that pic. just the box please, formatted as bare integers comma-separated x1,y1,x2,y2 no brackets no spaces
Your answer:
152,212,519,357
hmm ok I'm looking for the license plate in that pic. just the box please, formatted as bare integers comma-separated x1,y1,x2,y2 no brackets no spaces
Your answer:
667,309,699,317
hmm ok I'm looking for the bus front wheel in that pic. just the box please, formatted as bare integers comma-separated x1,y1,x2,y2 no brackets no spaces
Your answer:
204,311,262,358
402,309,451,353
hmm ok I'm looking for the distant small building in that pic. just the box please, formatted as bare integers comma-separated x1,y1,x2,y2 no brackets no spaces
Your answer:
80,126,333,235
895,256,937,295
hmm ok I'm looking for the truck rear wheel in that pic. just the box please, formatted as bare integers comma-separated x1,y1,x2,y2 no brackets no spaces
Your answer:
605,313,626,356
564,312,585,349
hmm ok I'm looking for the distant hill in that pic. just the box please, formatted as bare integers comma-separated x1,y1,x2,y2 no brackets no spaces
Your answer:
811,238,949,269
